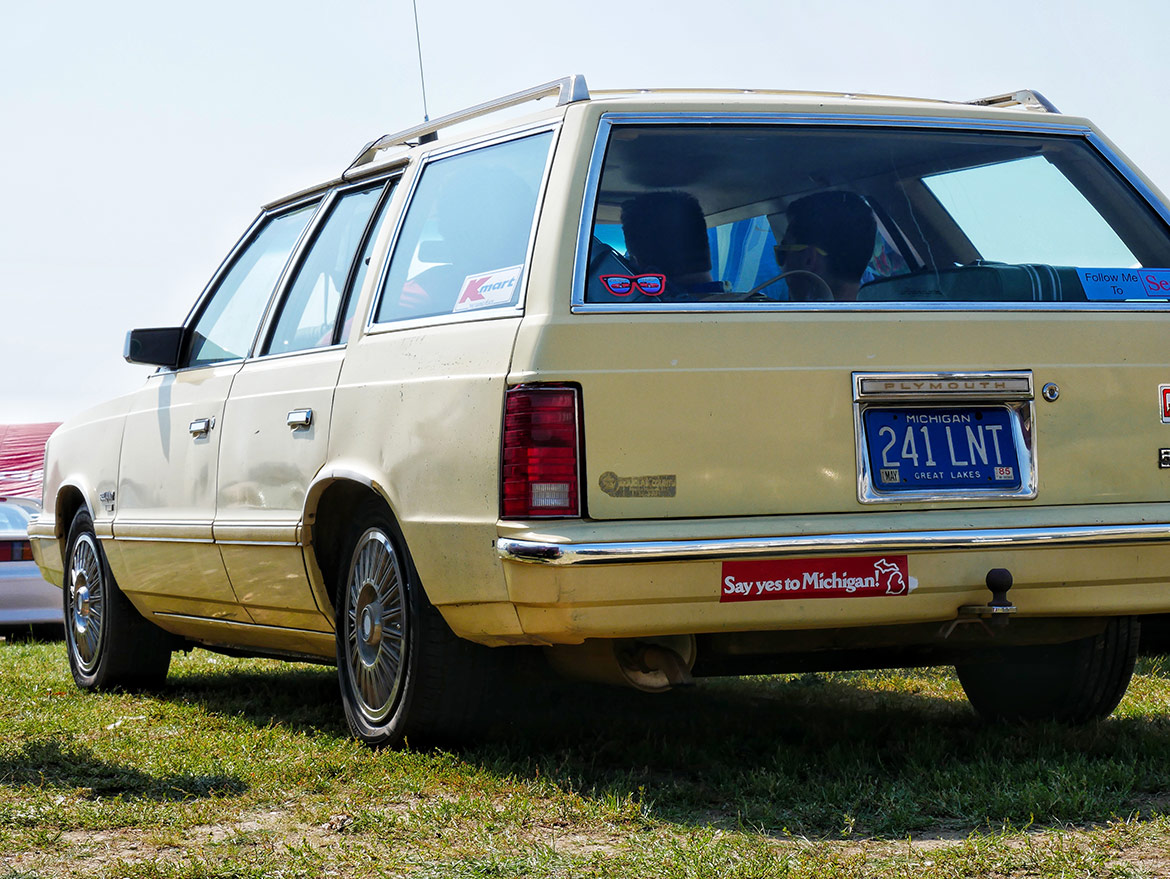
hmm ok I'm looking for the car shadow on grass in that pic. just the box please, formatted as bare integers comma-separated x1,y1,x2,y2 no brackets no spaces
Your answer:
467,670,1170,838
158,658,1170,838
0,739,247,801
165,660,349,738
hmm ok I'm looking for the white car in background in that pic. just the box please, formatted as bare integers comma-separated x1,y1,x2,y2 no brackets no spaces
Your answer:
0,497,61,633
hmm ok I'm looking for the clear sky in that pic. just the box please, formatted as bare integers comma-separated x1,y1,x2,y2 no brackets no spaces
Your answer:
4,0,1168,423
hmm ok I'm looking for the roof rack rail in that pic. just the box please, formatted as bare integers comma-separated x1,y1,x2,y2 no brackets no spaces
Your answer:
967,89,1059,114
347,74,590,173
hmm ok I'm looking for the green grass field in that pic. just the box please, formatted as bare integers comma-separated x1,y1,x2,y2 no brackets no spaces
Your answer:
3,635,1170,878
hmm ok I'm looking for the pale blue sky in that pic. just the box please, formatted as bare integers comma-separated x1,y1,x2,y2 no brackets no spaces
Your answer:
3,0,1168,421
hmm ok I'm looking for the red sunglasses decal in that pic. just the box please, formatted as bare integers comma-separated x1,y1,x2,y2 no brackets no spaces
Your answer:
599,274,666,297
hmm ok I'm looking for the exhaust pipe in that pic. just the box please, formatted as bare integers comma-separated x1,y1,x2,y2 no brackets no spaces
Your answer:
544,635,696,692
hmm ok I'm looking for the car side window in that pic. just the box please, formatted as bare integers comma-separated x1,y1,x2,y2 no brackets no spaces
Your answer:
187,203,318,368
338,186,396,343
375,131,553,323
263,183,388,356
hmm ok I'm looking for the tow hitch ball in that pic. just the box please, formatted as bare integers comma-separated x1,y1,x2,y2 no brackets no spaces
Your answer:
940,568,1017,638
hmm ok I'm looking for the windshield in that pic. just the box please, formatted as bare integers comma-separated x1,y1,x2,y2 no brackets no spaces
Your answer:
582,124,1170,305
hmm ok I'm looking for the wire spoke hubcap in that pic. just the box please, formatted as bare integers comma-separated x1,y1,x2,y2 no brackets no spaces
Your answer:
68,533,105,673
344,529,407,724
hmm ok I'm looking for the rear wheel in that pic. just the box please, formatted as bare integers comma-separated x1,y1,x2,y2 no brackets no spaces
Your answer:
334,500,495,747
64,508,172,690
956,617,1138,723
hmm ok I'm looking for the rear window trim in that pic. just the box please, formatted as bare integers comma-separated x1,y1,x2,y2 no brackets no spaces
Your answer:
571,112,1170,314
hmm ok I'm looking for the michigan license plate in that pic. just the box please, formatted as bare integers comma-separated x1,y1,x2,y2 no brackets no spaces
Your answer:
863,407,1021,491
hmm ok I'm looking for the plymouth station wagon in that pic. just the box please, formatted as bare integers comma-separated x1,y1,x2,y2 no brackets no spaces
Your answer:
30,77,1170,745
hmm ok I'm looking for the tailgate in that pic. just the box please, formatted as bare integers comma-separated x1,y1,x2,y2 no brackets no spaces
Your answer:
527,310,1170,520
541,114,1170,523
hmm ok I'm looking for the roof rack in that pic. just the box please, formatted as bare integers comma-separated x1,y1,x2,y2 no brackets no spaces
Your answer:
967,89,1059,113
347,75,590,173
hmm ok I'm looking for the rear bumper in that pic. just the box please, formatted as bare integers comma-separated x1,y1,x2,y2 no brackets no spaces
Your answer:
494,508,1170,644
498,521,1170,566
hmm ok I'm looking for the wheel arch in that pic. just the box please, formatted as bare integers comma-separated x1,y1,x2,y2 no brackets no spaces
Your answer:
55,481,92,547
304,468,413,614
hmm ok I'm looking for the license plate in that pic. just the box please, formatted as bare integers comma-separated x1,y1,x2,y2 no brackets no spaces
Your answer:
863,407,1021,492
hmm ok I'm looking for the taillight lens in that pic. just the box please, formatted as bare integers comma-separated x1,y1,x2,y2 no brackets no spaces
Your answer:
502,385,581,518
0,541,32,562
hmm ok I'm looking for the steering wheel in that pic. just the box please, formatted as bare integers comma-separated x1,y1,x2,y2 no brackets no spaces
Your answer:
746,269,835,301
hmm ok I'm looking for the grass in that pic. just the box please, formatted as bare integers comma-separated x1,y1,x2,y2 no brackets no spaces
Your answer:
3,636,1170,877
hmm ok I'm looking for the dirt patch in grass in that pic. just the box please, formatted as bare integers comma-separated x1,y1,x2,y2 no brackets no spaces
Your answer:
7,806,1170,878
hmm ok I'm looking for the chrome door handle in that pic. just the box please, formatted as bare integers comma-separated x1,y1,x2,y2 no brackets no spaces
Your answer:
189,417,214,437
287,408,313,430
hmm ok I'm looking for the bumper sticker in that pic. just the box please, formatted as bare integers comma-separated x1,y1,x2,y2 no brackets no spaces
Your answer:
1078,267,1170,301
720,555,915,602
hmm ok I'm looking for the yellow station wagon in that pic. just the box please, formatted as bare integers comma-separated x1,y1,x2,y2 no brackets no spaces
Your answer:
30,77,1170,745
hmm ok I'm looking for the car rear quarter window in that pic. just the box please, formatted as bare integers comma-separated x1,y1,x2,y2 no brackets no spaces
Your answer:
375,131,553,324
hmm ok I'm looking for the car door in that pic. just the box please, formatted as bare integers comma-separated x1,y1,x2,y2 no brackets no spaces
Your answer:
215,178,397,630
111,201,319,622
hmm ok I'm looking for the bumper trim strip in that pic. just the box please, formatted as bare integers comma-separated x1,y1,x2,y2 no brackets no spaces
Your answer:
497,523,1170,566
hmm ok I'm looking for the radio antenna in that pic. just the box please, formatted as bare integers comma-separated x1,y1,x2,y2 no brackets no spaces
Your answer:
411,0,430,122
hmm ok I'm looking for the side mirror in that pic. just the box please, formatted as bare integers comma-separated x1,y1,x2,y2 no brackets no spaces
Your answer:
124,327,185,368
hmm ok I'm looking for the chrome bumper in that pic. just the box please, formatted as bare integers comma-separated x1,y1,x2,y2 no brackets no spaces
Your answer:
497,522,1170,566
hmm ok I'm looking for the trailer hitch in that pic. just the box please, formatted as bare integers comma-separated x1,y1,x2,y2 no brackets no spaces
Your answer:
940,568,1017,638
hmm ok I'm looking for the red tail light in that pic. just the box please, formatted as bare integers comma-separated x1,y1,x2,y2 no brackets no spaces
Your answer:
502,385,581,518
1,541,32,562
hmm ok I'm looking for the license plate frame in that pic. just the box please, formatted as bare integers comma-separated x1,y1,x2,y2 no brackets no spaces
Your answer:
853,372,1037,504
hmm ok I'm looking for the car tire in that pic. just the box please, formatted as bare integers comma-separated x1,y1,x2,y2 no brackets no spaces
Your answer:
335,500,495,747
956,617,1139,724
64,508,173,690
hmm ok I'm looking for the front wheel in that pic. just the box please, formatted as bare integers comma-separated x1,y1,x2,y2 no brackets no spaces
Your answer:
956,617,1139,724
335,501,494,747
64,508,172,690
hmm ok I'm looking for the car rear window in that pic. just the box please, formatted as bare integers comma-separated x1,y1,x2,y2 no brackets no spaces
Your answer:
581,124,1170,306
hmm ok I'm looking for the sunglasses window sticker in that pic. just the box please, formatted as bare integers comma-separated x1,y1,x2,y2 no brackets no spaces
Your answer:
599,274,666,297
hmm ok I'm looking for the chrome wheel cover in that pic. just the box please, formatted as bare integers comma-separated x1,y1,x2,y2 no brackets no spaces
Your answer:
343,529,408,723
68,532,105,673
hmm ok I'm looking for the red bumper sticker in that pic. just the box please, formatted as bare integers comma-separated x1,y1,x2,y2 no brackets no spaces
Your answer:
720,555,914,602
